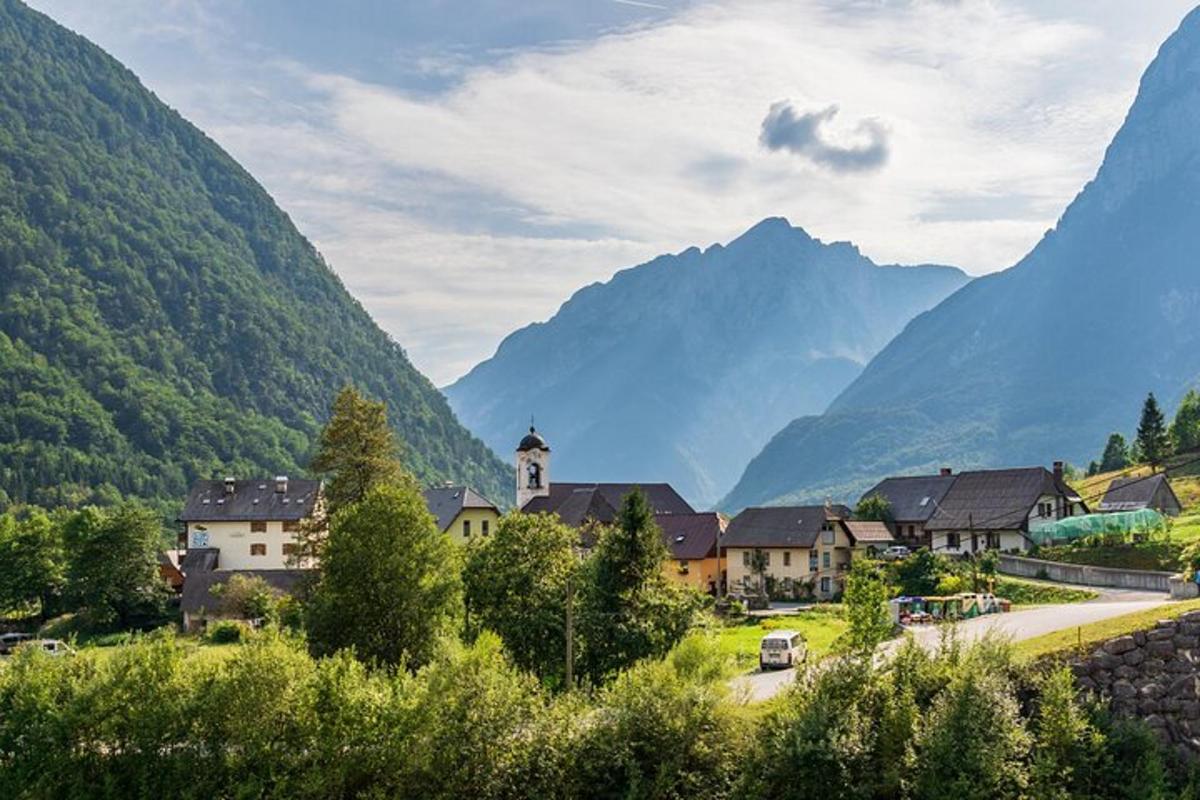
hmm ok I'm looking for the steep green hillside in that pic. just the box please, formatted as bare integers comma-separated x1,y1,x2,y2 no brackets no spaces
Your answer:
722,6,1200,511
0,0,509,509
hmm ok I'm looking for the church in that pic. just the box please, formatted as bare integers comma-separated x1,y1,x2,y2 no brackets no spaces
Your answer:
514,425,726,594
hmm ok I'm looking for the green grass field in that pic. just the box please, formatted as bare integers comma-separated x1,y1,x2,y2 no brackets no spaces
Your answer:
715,606,849,669
994,577,1097,606
1015,598,1200,661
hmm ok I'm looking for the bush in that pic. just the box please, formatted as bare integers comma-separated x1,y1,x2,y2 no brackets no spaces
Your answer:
206,620,251,644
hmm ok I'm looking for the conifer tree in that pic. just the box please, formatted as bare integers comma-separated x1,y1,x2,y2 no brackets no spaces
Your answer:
310,386,405,517
1098,433,1130,472
1136,393,1170,467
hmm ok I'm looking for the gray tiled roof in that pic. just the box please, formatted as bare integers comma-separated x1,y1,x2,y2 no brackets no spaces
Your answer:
859,475,956,522
722,505,853,549
181,567,313,618
521,483,694,528
924,467,1079,531
422,485,499,532
1099,474,1181,512
658,512,726,561
179,478,322,522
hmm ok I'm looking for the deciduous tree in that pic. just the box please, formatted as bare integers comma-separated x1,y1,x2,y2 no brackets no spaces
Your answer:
67,503,168,629
305,482,461,668
0,508,66,618
854,493,892,522
1170,389,1200,455
463,512,579,682
841,559,893,655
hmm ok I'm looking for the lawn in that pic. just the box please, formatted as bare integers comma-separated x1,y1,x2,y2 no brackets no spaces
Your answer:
994,577,1097,606
715,606,848,669
1032,541,1184,572
1015,598,1200,661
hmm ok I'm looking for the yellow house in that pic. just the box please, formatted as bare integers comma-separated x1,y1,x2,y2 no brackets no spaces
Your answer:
423,484,501,544
723,504,862,600
658,512,727,595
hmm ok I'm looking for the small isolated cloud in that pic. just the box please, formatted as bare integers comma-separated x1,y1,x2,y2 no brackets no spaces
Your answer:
759,101,889,172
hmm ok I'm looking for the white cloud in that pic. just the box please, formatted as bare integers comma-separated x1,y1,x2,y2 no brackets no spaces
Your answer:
26,0,1198,384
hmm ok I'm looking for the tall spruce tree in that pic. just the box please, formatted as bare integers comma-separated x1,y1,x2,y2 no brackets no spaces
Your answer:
1136,393,1170,467
310,387,405,517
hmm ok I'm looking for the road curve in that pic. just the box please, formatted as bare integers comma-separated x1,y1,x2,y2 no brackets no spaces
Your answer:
735,587,1173,703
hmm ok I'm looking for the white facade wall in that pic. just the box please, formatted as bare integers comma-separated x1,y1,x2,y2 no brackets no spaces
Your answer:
186,520,306,570
931,529,1029,555
725,526,855,599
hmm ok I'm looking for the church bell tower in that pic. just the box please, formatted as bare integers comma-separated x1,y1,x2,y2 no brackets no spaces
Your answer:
516,425,551,509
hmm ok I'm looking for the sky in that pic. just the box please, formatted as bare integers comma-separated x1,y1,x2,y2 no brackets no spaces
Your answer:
28,0,1198,385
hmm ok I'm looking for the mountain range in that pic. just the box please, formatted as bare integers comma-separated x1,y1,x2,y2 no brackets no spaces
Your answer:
0,0,510,509
446,221,967,507
721,5,1200,511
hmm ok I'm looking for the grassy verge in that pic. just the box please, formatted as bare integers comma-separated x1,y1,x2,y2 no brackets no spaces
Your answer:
994,577,1098,606
1032,541,1182,572
715,606,848,669
1015,598,1200,662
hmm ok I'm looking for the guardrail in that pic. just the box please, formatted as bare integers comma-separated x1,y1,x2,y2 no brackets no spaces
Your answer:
998,554,1173,592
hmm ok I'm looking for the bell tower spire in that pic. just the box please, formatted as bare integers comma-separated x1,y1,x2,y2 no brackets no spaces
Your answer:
516,423,551,509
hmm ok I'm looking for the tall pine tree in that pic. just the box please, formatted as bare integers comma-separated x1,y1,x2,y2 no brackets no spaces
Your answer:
1136,393,1170,468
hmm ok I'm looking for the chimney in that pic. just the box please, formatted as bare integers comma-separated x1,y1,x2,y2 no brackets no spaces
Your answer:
224,476,235,494
1053,461,1064,481
940,467,952,477
275,475,288,494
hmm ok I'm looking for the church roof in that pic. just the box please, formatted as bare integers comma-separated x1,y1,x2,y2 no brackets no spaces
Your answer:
517,426,550,452
522,482,694,528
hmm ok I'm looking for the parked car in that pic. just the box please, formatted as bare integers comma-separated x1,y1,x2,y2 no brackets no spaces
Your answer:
759,630,806,670
880,545,912,561
0,632,33,655
23,639,75,657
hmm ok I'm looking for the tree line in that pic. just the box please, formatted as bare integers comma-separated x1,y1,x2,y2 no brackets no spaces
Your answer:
1087,391,1200,475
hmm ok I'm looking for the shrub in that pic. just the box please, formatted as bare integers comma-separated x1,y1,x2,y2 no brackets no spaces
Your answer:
206,620,251,644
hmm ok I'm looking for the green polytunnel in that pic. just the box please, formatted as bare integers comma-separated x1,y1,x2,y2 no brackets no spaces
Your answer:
1030,508,1166,546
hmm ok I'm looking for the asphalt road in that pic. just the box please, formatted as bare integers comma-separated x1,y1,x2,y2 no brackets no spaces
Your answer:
735,586,1173,703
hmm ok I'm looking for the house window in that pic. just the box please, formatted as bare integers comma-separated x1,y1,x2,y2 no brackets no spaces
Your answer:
482,520,489,536
809,551,818,571
251,521,267,533
821,522,835,545
283,520,300,533
282,543,297,556
743,551,751,567
946,533,960,549
820,577,831,594
250,543,266,556
822,552,831,569
463,520,472,537
907,525,915,538
783,551,791,567
985,533,1000,550
760,550,770,566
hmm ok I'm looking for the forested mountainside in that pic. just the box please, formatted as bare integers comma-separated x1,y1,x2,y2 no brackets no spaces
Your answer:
446,218,967,507
722,6,1200,511
0,0,510,509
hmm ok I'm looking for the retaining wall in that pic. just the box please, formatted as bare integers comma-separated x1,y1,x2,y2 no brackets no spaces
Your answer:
998,554,1172,592
1072,610,1200,759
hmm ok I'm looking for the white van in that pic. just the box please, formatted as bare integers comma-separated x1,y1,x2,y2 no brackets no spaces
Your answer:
759,630,806,670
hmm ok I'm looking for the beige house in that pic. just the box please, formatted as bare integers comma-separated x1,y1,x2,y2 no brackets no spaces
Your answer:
176,475,322,630
423,484,501,544
723,504,880,601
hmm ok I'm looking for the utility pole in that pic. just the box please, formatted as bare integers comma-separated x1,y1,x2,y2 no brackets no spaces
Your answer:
565,573,574,689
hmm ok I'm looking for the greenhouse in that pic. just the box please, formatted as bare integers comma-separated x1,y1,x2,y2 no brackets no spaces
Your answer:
1029,508,1166,546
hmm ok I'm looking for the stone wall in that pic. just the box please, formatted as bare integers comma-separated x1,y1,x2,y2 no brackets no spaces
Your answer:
1072,610,1200,757
1000,554,1173,592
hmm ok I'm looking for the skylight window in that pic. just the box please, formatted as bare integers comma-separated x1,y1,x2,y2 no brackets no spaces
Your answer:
675,535,686,543
920,497,930,507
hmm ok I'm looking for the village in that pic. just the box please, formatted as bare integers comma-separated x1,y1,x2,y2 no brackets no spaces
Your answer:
154,413,1200,690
